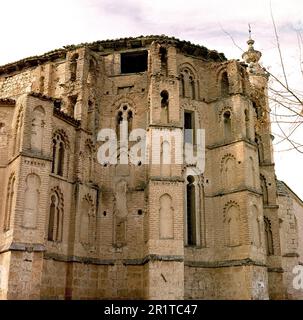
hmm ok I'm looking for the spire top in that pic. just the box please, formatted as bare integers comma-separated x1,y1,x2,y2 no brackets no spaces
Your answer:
242,24,262,64
247,23,255,48
248,24,252,40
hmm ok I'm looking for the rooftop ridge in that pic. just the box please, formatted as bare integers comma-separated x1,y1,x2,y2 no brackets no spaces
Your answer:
0,35,227,75
0,98,15,105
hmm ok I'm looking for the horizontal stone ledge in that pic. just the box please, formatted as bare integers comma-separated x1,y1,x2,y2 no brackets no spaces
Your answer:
207,139,257,150
211,188,263,198
268,267,284,273
44,253,115,265
147,124,184,130
263,205,280,210
43,253,184,266
185,258,266,269
9,243,46,253
124,255,184,265
283,253,300,258
149,176,185,183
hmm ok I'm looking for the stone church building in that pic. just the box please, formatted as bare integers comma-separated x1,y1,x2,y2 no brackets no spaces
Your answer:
0,35,302,300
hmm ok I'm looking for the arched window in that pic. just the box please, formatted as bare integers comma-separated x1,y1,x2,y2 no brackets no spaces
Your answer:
48,189,63,242
260,175,269,205
70,53,79,81
23,174,40,229
48,195,56,241
4,174,16,232
80,197,90,245
179,67,196,99
264,217,274,255
51,131,69,177
224,204,241,247
223,111,232,141
223,156,236,188
187,176,197,246
221,71,229,97
160,90,169,124
159,194,174,239
116,105,134,143
160,140,171,177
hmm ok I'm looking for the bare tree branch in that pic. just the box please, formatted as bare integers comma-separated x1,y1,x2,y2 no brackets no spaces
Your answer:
270,0,289,88
219,23,244,53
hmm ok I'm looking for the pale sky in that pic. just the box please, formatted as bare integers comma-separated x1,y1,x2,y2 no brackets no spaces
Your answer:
0,0,303,198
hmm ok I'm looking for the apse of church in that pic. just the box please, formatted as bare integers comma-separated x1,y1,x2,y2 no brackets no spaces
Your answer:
0,35,302,300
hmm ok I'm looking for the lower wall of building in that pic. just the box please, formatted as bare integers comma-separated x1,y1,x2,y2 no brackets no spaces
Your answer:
6,251,43,300
144,261,184,300
267,270,286,300
282,258,303,300
184,265,269,300
3,254,303,300
40,259,145,300
0,252,10,300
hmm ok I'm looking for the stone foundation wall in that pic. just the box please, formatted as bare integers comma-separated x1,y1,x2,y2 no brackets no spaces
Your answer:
40,258,145,300
184,265,269,300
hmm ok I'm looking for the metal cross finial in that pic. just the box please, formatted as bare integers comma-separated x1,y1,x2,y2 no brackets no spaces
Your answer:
249,24,252,40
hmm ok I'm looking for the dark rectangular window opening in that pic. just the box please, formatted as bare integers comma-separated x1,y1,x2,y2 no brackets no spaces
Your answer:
184,111,195,144
120,50,148,74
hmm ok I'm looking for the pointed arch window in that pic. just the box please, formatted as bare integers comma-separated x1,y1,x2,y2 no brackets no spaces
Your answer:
224,203,241,247
51,131,69,177
179,67,196,99
48,190,63,242
116,104,134,141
